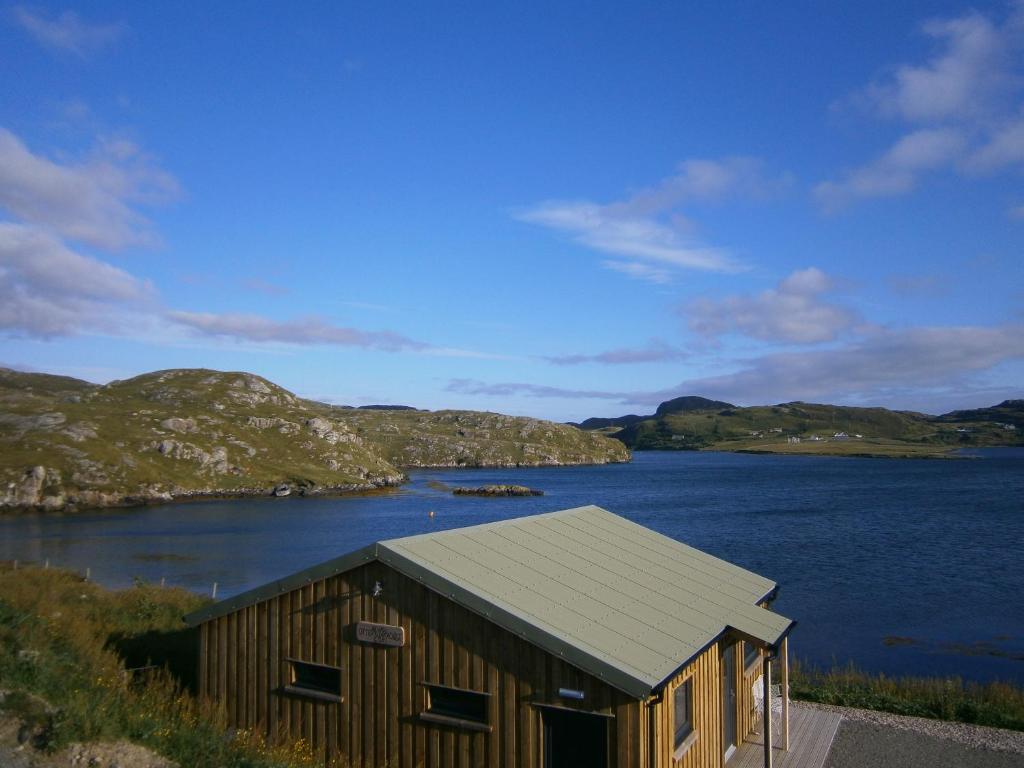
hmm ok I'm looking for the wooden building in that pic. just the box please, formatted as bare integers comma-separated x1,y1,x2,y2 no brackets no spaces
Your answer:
185,505,794,768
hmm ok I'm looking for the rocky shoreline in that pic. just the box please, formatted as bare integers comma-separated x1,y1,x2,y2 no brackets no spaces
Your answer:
0,463,407,514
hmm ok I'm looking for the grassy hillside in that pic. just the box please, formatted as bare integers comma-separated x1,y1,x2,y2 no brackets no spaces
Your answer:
579,398,1024,457
0,368,628,513
0,564,315,767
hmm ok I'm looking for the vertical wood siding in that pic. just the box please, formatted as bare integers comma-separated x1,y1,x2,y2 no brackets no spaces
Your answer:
198,560,647,768
648,642,722,768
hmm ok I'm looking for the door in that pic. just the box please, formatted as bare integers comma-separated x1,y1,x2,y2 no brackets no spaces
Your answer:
542,707,608,768
722,643,738,762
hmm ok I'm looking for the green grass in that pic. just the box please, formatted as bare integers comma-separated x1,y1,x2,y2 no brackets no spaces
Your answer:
789,659,1024,732
0,564,318,767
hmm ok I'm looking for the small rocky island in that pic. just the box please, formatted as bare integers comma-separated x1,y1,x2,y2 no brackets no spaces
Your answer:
452,484,544,497
0,367,628,513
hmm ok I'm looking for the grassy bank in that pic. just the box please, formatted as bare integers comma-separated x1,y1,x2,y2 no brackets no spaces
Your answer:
0,564,316,767
790,660,1024,732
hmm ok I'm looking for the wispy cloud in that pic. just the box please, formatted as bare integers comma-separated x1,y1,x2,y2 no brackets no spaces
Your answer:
519,157,788,279
600,260,673,284
167,311,429,352
887,272,951,298
446,378,629,401
0,127,180,249
451,325,1024,413
649,325,1024,411
241,277,290,297
685,267,859,344
543,339,687,366
11,6,125,57
0,222,151,337
817,5,1024,208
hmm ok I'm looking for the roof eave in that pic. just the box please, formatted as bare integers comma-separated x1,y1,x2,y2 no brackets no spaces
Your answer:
182,543,380,627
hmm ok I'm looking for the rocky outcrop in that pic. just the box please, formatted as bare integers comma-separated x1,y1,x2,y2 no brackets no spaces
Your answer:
452,485,543,497
0,367,628,513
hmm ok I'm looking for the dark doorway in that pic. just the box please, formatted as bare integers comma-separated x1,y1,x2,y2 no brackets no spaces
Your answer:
541,707,608,768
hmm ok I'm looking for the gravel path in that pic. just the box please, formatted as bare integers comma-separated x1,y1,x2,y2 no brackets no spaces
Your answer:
796,702,1024,768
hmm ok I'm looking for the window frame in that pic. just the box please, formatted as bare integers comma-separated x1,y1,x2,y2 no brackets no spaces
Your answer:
283,658,343,703
672,676,697,759
419,682,492,733
743,640,761,672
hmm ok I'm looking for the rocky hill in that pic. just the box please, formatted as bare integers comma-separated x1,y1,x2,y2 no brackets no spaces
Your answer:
0,368,629,513
575,396,1023,457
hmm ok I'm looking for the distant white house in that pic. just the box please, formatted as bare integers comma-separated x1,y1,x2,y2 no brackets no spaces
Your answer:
787,436,801,444
833,432,849,440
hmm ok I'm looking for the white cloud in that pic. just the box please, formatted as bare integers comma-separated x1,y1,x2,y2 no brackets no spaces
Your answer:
686,267,859,344
519,200,737,272
0,222,150,337
543,339,687,366
167,311,429,352
519,157,788,278
12,6,125,57
866,12,1014,122
815,128,967,209
965,114,1024,172
0,128,180,249
819,5,1024,208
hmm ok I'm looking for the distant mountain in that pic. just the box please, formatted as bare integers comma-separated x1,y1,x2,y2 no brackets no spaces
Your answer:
933,400,1024,429
0,368,629,513
357,404,419,411
573,414,646,431
655,396,735,416
574,396,1023,457
571,396,735,431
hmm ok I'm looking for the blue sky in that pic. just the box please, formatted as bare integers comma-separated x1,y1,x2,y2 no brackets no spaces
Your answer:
1,1,1022,421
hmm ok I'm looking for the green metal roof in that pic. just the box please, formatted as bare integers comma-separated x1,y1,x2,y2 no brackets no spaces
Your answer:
184,505,793,698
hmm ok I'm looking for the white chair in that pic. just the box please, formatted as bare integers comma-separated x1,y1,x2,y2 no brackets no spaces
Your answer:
770,683,784,717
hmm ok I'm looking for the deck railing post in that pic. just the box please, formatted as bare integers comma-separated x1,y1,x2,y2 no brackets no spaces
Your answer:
763,655,773,768
781,636,790,751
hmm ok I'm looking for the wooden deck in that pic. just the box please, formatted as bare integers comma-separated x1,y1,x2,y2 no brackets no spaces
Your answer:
728,704,843,768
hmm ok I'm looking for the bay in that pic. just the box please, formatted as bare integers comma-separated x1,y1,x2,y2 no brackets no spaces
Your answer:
2,449,1022,683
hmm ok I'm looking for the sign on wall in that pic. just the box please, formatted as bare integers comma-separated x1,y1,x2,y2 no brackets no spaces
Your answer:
355,620,406,647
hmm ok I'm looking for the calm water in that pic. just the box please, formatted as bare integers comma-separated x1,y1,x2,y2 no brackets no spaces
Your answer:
2,450,1023,683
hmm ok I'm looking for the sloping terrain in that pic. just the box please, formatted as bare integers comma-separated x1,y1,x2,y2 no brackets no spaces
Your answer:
576,397,1023,456
0,368,628,512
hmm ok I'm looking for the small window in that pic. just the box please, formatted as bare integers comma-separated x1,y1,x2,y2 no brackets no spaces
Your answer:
285,659,342,702
673,678,694,750
421,684,491,731
744,641,760,670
